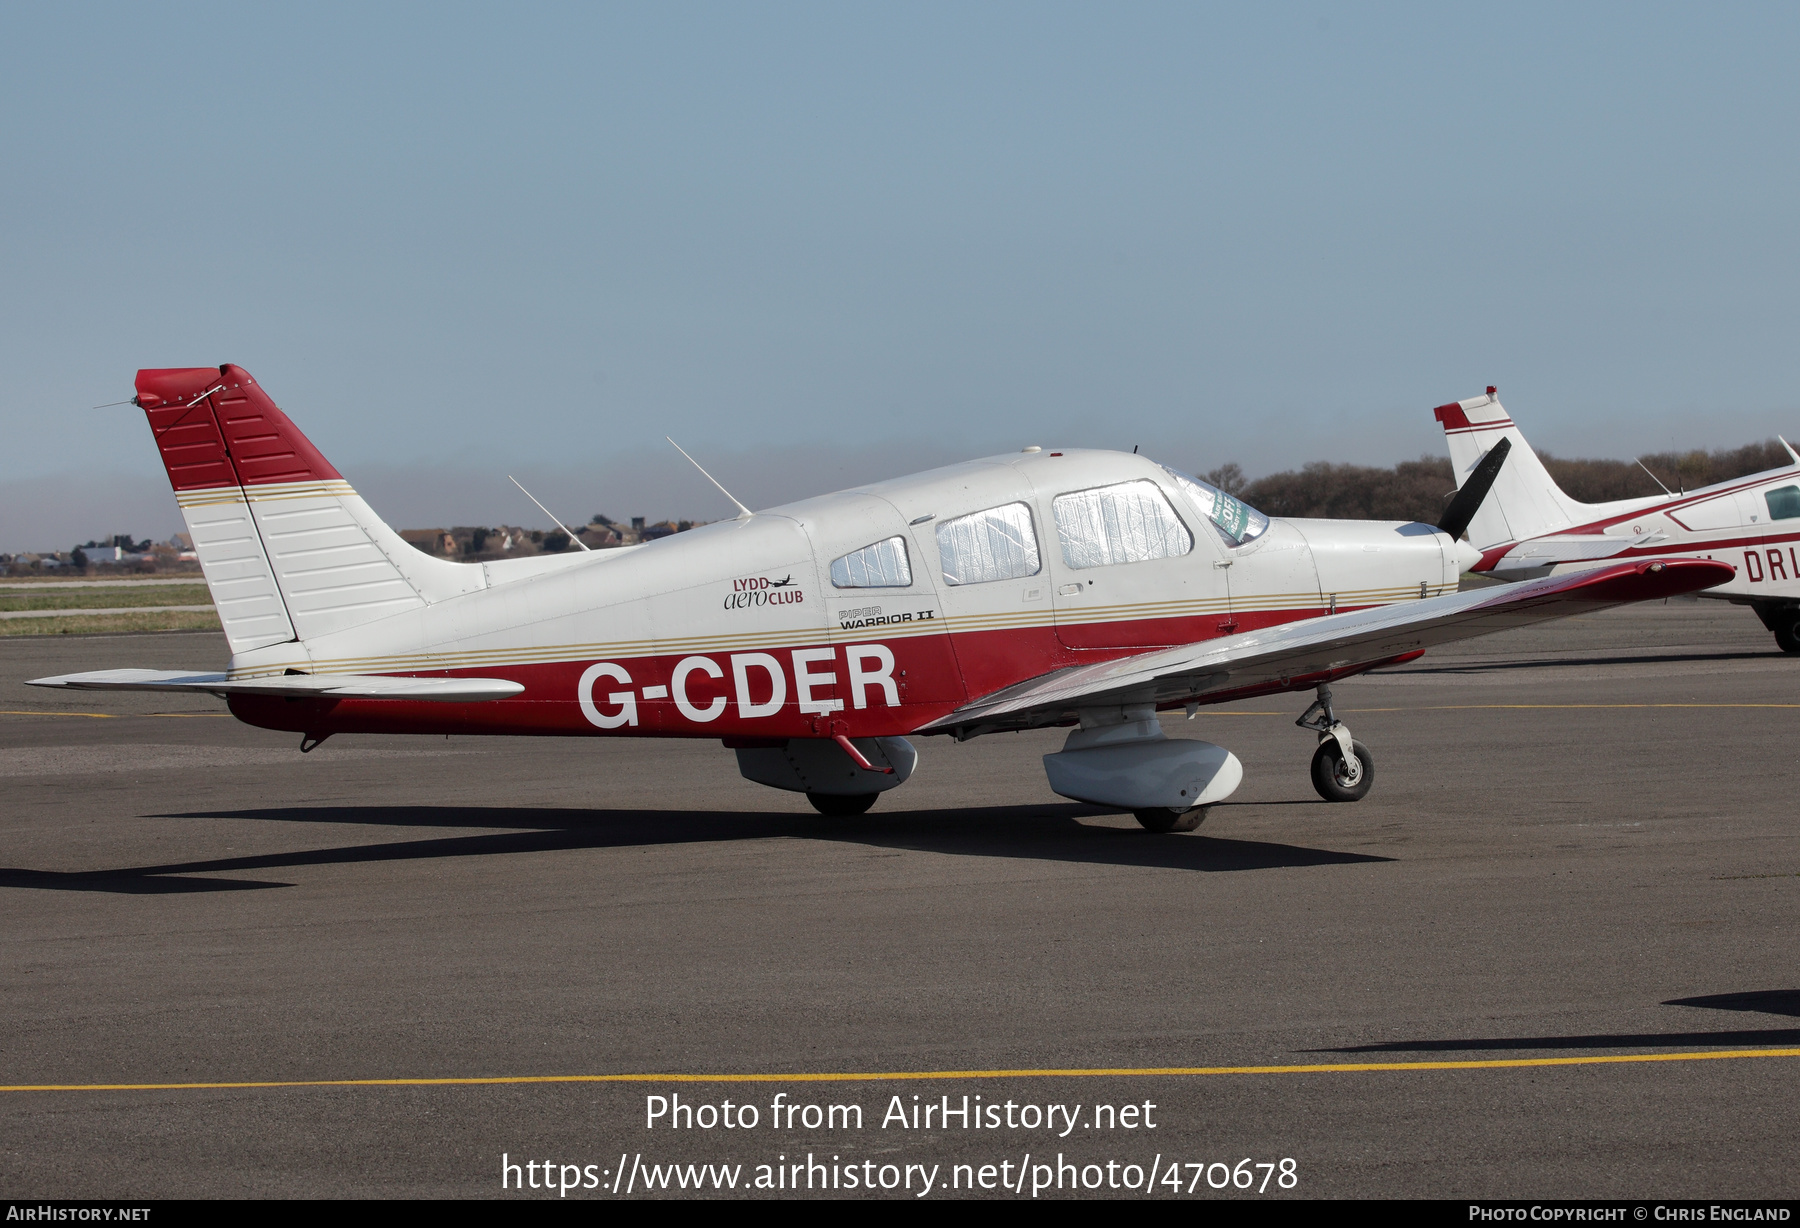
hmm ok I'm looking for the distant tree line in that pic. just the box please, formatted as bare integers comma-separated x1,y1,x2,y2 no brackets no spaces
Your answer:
1202,440,1795,522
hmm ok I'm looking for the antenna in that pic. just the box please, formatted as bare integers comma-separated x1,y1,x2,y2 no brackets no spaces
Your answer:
1634,458,1674,497
1781,436,1800,465
666,437,752,519
507,475,592,551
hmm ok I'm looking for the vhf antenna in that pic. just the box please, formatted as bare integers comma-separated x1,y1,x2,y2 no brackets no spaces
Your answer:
1634,458,1675,497
666,437,753,519
507,475,592,551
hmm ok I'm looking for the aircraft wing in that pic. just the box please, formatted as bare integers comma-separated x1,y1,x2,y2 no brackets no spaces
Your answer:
26,669,523,702
922,557,1732,738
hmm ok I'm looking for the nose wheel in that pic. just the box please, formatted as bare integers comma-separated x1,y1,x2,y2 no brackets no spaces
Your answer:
1310,737,1374,802
1297,684,1374,803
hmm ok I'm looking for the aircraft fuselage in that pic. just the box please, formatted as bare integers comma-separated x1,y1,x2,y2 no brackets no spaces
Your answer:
221,450,1463,741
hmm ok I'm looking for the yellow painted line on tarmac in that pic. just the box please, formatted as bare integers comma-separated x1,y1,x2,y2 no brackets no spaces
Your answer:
9,1048,1800,1093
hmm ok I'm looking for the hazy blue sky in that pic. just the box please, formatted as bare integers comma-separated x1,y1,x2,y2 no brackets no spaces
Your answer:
4,3,1799,547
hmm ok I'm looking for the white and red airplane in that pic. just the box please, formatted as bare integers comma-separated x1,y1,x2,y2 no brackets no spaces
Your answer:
1437,389,1800,653
31,367,1731,829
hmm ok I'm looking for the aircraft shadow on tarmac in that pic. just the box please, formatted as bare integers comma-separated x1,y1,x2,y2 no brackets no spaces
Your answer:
1314,990,1800,1053
0,802,1390,894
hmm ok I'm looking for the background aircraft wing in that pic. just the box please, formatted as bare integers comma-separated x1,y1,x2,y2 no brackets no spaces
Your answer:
922,557,1732,738
26,669,523,702
1493,532,1668,567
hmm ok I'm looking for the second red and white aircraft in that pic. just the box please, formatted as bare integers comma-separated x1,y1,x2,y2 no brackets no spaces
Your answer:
1437,390,1799,653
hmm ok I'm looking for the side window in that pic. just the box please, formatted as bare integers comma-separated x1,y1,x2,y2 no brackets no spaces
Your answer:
1766,485,1800,521
936,502,1041,586
1161,466,1270,546
1053,480,1194,570
830,537,912,588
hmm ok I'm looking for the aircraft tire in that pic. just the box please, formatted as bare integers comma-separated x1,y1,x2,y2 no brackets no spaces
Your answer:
1775,613,1800,655
1134,806,1208,833
807,792,878,817
1311,738,1375,803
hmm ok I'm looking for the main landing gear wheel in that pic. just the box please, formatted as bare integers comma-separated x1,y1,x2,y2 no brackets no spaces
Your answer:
807,792,878,817
1310,738,1374,803
1775,611,1800,655
1134,806,1208,833
1296,682,1374,803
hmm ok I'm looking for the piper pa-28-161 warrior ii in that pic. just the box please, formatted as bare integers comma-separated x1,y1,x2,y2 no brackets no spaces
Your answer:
1437,389,1800,653
32,367,1733,831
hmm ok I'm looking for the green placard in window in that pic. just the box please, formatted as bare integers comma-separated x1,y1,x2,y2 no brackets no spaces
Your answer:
1212,492,1251,541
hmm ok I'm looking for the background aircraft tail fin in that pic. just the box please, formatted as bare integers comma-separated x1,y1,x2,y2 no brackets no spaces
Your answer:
136,365,483,653
1433,390,1585,549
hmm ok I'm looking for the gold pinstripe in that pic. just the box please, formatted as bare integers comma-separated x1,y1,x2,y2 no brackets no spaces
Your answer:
175,480,358,509
174,489,249,509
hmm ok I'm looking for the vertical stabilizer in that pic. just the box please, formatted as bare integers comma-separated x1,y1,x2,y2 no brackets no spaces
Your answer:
135,365,485,653
1433,392,1583,549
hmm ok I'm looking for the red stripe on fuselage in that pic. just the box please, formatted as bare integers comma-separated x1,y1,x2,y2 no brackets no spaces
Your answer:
227,603,1390,740
1557,470,1800,537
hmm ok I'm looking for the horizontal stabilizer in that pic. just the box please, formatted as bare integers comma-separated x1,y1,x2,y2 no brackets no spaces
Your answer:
26,669,522,703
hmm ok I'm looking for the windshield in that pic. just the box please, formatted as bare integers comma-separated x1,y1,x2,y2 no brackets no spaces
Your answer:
1161,466,1270,546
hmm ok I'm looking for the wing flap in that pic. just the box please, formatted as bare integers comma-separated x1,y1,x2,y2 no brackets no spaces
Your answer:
26,669,522,702
926,557,1732,735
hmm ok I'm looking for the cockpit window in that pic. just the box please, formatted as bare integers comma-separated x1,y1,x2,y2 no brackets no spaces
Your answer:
1053,481,1193,569
830,537,912,588
1766,485,1800,521
1162,466,1270,546
936,502,1041,585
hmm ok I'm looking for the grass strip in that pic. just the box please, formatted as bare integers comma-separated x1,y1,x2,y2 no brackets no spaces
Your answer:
0,585,212,612
0,573,205,585
0,610,222,637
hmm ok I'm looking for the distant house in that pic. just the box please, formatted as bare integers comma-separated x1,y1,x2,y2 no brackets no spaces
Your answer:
400,529,459,557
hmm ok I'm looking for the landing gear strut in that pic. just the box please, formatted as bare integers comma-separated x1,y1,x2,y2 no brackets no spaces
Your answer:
1296,683,1374,803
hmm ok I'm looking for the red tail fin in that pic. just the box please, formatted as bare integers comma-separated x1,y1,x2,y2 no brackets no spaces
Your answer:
135,364,341,492
133,363,492,653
